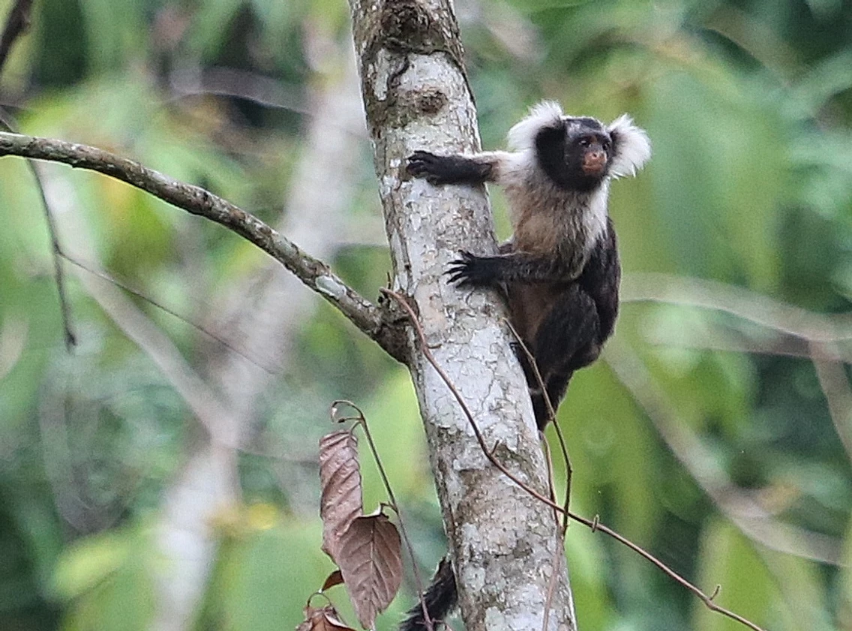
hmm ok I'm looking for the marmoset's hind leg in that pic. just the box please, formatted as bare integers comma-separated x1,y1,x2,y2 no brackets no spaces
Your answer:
528,369,575,429
528,285,601,428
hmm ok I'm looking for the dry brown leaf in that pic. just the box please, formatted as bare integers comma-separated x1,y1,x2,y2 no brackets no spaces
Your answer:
296,604,356,631
319,430,363,562
336,513,403,629
321,569,344,592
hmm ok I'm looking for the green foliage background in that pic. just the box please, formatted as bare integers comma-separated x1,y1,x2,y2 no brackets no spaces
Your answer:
1,0,851,630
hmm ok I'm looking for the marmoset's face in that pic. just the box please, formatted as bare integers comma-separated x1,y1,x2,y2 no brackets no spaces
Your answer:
535,118,613,192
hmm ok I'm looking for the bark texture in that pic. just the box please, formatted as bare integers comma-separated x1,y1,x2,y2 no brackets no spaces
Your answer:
347,1,577,630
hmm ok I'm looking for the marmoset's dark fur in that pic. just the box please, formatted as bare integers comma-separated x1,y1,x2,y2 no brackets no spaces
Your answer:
400,103,650,631
408,101,650,431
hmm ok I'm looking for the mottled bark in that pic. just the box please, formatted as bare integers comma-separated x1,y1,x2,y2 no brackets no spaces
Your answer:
347,1,577,630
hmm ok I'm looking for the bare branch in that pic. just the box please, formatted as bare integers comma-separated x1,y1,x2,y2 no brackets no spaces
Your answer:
567,512,769,631
0,130,408,363
622,272,852,345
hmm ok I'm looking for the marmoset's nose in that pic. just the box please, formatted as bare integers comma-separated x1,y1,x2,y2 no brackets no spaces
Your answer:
582,148,607,175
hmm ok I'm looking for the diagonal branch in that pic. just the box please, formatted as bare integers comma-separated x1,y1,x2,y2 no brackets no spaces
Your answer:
0,130,408,363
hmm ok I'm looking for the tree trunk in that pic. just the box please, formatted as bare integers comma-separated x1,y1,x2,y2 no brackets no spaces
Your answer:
347,1,577,630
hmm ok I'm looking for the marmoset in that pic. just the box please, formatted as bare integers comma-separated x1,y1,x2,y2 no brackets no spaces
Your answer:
408,101,650,430
401,101,651,630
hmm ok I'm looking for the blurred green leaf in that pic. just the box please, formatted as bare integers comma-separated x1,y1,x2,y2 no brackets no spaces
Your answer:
648,68,784,289
693,520,774,631
78,0,145,72
60,553,154,631
51,530,132,601
185,0,247,59
357,371,431,511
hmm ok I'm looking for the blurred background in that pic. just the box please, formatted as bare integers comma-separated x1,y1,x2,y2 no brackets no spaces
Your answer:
0,0,851,630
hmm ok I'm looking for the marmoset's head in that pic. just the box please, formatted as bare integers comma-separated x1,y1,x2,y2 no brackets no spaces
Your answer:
507,101,651,192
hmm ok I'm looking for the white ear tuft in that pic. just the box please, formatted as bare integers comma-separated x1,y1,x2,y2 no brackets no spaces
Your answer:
607,115,651,178
507,101,564,152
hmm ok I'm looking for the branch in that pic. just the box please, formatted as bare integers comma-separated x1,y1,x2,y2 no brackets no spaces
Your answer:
622,272,852,346
0,0,74,347
0,130,408,363
567,514,767,631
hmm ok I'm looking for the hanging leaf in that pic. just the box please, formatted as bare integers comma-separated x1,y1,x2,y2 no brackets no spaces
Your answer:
319,431,363,562
336,513,403,630
296,604,356,631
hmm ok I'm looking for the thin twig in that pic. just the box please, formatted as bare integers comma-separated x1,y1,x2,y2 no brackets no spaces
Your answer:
549,421,573,532
503,319,573,529
568,512,765,631
542,526,561,631
0,112,76,348
522,366,568,631
503,319,558,426
32,159,76,349
540,435,560,523
606,340,842,566
330,400,435,631
0,130,407,362
539,437,562,631
386,288,769,631
28,161,76,347
62,253,275,373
